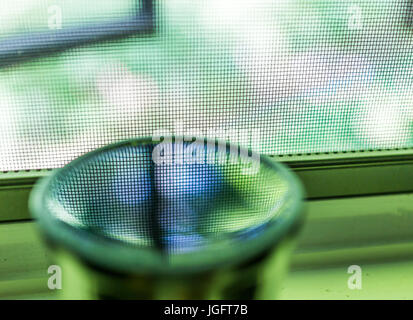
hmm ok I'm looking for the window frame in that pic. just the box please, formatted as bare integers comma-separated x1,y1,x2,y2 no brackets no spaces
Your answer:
2,149,413,222
0,0,154,68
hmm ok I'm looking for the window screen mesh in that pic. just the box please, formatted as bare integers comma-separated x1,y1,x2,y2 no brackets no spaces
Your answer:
44,140,291,255
0,0,136,39
1,0,413,171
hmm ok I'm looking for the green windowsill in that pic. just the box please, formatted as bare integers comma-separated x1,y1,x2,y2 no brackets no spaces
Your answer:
281,260,413,300
4,208,413,299
2,221,413,300
4,263,413,300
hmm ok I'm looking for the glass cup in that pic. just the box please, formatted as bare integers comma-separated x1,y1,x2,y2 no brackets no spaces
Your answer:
30,136,305,299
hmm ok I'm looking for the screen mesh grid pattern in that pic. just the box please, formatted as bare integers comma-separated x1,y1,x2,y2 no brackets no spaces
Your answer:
1,0,413,171
45,140,290,255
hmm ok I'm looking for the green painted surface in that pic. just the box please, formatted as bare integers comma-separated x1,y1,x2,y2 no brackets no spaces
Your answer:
2,214,413,299
281,260,413,300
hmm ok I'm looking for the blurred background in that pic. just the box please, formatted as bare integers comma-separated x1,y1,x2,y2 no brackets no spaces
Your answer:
0,0,412,171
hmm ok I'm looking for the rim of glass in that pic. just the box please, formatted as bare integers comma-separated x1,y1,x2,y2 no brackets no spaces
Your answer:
30,136,305,276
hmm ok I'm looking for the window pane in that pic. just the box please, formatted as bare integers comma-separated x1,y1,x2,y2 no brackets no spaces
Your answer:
0,0,136,39
0,0,412,171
